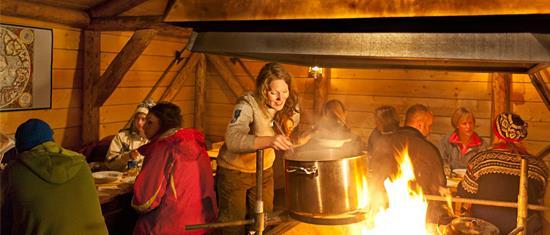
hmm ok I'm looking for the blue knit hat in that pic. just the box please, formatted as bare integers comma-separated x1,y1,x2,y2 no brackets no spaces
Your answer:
15,119,54,152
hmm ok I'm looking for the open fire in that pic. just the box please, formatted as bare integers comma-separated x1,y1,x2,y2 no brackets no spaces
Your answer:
353,148,439,234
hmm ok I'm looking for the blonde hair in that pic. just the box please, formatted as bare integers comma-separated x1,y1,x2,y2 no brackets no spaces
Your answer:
451,107,475,129
254,63,299,135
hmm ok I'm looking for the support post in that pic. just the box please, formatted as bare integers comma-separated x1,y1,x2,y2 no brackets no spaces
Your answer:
82,31,101,145
313,68,330,119
194,54,207,132
490,72,511,143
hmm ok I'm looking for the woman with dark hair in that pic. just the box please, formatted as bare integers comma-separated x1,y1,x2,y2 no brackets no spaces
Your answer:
217,62,300,235
131,102,217,235
367,105,400,154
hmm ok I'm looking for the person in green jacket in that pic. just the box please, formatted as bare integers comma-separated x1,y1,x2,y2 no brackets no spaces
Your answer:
1,119,108,235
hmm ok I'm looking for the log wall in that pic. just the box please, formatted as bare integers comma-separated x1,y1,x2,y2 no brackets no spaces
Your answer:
205,58,550,154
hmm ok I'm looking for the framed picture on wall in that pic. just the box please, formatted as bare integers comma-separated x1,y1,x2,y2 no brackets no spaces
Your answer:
0,23,52,112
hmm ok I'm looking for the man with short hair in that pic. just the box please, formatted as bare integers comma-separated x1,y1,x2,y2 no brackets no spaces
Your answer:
369,104,446,223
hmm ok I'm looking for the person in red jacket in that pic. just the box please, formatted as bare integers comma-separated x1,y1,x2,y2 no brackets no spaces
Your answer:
132,102,217,235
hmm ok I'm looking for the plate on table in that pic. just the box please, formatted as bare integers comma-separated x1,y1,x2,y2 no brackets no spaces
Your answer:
92,171,123,184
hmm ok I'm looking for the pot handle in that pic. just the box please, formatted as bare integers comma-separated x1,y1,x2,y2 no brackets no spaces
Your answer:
286,166,318,176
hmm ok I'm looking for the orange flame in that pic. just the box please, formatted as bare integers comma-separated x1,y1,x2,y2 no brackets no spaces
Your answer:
356,147,437,234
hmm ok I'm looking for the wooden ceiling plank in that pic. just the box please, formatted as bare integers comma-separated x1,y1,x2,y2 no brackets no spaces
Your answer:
89,0,151,18
0,1,89,28
165,0,550,22
94,29,159,107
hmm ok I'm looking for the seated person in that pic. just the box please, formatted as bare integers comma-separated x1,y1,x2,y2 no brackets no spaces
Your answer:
105,105,149,171
369,104,447,223
457,112,548,234
294,99,363,157
1,119,107,235
132,102,217,235
439,107,487,176
367,105,400,154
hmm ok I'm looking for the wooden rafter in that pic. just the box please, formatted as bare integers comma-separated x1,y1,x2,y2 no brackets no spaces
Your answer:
87,16,192,38
529,72,550,111
194,54,207,132
82,30,101,145
160,53,202,101
94,29,159,107
0,1,89,28
206,55,254,97
88,0,151,18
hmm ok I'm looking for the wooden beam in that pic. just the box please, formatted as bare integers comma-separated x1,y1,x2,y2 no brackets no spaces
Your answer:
313,68,330,119
490,72,511,144
0,1,89,28
194,54,207,132
87,16,192,38
165,0,550,22
529,72,550,111
94,29,159,107
160,53,202,101
206,55,254,97
87,16,163,31
82,30,101,145
88,0,151,18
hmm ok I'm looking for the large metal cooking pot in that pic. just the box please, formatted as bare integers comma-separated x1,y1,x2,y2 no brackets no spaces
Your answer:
285,148,368,224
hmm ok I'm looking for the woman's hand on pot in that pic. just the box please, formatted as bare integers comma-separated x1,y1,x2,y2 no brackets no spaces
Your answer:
271,135,293,150
255,135,293,150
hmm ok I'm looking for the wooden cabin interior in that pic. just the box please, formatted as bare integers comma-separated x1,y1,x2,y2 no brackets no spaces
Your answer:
1,0,550,234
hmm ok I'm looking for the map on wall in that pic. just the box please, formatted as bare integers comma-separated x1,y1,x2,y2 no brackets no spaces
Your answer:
0,24,52,112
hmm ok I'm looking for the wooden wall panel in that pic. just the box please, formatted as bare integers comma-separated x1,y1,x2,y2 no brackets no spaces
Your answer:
98,31,194,140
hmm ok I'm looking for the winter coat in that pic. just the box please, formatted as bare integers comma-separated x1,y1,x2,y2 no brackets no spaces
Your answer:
1,141,108,235
438,131,486,170
132,128,217,235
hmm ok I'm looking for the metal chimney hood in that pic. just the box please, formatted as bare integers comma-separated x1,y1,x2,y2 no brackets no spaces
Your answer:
187,31,550,73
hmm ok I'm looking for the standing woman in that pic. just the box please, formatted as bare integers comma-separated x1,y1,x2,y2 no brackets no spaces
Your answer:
132,102,217,235
439,107,486,174
217,62,300,235
105,105,149,171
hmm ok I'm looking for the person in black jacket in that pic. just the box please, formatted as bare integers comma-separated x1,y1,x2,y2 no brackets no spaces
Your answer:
368,104,447,223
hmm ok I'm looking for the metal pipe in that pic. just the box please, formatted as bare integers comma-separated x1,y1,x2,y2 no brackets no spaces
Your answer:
516,156,529,235
424,195,549,211
255,149,265,235
185,219,254,230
